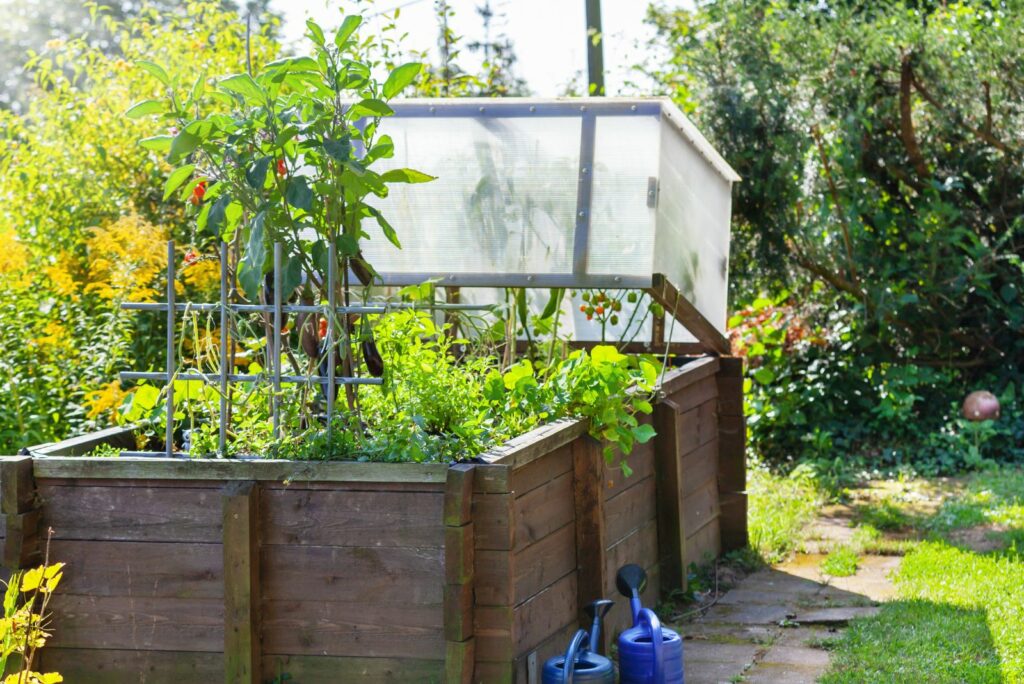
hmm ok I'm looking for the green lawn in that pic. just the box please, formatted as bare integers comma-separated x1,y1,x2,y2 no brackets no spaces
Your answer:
821,468,1024,683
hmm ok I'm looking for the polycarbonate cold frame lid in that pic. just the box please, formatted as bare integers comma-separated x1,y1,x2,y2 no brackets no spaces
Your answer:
365,97,740,333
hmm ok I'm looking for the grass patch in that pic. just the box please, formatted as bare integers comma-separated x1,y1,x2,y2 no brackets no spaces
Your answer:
748,461,822,563
820,545,859,577
854,498,913,531
823,467,1024,682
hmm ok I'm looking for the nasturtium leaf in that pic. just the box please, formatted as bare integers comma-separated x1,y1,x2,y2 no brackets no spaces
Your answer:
483,370,505,402
246,156,272,190
380,168,435,184
753,367,776,385
124,99,164,119
285,176,313,212
219,73,266,104
335,15,362,47
348,98,393,119
632,424,657,444
167,130,200,163
163,164,195,201
591,345,625,365
136,60,170,85
639,360,659,387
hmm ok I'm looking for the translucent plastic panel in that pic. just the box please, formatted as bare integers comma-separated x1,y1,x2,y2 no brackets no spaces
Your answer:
586,115,660,276
366,116,581,276
654,118,733,332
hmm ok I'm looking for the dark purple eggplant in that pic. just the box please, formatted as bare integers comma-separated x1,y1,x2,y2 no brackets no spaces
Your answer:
362,337,385,377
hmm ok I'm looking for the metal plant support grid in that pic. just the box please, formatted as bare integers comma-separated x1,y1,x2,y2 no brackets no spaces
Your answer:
119,240,488,459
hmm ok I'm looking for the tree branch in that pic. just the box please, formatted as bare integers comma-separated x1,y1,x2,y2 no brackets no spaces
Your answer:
900,53,931,179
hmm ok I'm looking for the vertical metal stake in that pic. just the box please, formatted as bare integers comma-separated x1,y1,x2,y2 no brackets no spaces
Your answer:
272,243,283,440
219,241,229,457
326,241,337,450
166,240,176,458
572,111,597,276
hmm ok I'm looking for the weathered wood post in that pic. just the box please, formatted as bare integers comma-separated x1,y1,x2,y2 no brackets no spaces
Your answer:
2,456,41,570
223,480,261,684
444,464,476,683
717,357,748,551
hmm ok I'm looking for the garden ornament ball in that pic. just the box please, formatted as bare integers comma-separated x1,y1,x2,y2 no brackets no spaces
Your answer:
962,391,1000,422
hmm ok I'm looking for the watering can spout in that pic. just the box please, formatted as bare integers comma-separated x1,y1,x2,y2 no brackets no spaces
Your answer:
616,564,648,626
584,599,614,654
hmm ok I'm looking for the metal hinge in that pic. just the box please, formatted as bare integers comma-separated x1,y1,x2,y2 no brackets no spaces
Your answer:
647,176,660,208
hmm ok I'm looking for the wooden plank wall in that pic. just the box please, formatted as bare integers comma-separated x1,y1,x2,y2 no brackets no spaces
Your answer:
654,357,723,593
26,476,448,683
35,477,226,681
257,479,446,682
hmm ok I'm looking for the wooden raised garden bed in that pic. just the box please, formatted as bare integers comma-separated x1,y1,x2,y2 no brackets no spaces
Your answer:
0,356,746,683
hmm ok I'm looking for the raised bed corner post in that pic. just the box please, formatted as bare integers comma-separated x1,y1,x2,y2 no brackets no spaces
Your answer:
223,480,261,684
652,397,686,593
444,464,476,684
716,357,748,552
571,436,609,651
1,457,41,570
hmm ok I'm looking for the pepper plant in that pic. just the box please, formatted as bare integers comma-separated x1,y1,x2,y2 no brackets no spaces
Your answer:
129,13,432,336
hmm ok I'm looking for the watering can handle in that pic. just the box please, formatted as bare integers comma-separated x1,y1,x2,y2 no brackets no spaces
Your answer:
561,629,590,684
639,608,664,683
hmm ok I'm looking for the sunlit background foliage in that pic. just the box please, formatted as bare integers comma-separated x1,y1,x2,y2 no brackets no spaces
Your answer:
2,0,1023,476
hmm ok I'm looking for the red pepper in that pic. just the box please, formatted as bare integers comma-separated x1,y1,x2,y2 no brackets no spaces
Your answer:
318,317,328,339
189,180,207,206
183,249,200,267
277,158,287,176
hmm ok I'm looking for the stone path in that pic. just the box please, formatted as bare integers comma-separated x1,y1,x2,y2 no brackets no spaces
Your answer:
673,500,903,683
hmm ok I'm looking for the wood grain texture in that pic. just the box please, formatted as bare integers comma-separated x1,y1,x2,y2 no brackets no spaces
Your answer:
647,275,730,354
509,444,572,498
28,457,449,483
261,599,444,658
39,484,222,542
260,488,444,547
682,476,721,538
475,523,576,607
572,436,606,627
657,356,721,396
604,475,656,547
262,544,444,604
262,654,444,683
38,648,223,683
223,481,260,684
685,517,722,569
653,398,685,592
719,491,749,552
512,470,574,552
446,637,475,684
46,594,224,652
444,464,476,526
49,539,222,599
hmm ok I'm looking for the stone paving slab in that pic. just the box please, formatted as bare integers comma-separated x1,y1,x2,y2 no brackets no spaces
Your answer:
744,662,829,684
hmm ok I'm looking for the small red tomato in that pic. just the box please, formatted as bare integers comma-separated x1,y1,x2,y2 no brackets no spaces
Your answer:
595,305,605,315
586,314,593,321
579,304,587,313
277,158,287,176
318,317,328,339
183,249,199,267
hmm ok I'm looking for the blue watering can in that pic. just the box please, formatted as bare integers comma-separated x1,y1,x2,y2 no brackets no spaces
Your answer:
616,564,684,684
542,599,616,684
